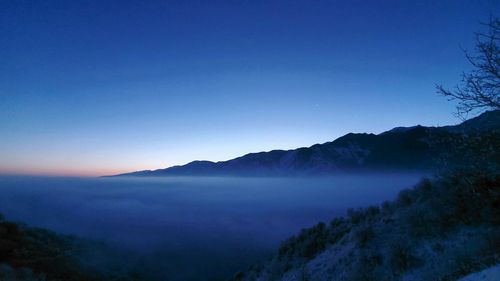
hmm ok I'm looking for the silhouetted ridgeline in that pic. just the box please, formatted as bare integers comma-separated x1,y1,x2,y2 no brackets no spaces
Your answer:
113,110,499,177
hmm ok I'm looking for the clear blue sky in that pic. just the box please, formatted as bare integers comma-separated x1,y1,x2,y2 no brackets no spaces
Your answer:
1,0,498,176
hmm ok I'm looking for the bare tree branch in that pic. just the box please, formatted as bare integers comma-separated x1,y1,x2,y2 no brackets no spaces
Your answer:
437,17,500,119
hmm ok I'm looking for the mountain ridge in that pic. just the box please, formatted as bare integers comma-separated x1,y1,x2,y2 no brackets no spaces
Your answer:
110,110,499,177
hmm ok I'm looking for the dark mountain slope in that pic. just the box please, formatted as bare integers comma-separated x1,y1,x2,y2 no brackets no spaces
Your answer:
114,110,499,177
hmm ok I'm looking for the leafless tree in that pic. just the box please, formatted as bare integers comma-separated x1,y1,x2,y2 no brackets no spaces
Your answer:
437,17,499,119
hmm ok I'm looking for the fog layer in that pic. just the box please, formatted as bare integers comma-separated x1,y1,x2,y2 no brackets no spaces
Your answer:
0,174,422,280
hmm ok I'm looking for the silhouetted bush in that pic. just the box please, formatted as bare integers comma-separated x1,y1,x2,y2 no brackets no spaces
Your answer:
367,206,380,217
346,252,383,281
396,189,414,207
329,217,344,228
301,223,329,259
0,264,46,281
328,219,350,244
354,226,375,248
278,222,330,261
406,206,438,239
347,206,380,225
389,243,421,274
347,208,364,224
381,200,395,215
231,271,245,281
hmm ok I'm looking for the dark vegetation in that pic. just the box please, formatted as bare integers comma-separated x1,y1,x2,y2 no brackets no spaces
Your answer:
0,216,146,281
437,17,499,118
229,163,499,280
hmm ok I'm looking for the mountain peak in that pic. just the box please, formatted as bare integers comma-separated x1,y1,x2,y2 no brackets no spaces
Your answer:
111,110,499,177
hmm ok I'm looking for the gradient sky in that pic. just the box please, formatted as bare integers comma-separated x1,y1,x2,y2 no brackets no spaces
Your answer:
1,0,498,176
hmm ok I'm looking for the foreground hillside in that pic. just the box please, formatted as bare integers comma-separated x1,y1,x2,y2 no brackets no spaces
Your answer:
115,110,499,177
458,264,500,281
0,216,96,281
229,169,500,281
0,215,150,281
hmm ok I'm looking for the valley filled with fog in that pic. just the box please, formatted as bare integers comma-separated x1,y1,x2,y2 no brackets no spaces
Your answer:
0,174,422,280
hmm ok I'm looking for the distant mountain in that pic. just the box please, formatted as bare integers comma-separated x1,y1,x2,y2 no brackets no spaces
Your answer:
112,110,499,177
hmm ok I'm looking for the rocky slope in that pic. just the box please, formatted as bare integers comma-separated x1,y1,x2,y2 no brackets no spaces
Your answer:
228,170,500,281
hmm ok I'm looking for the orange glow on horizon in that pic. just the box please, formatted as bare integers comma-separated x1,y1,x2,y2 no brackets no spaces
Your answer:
0,167,142,178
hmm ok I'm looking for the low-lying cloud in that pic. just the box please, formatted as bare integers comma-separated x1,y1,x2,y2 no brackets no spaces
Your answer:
0,174,422,280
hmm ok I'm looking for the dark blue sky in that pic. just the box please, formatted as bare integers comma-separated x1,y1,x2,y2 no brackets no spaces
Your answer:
1,0,498,176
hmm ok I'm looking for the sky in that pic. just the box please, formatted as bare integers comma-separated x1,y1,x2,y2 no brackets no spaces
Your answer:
0,0,498,177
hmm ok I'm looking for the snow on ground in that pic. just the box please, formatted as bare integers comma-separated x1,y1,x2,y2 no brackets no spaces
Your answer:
458,264,500,281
